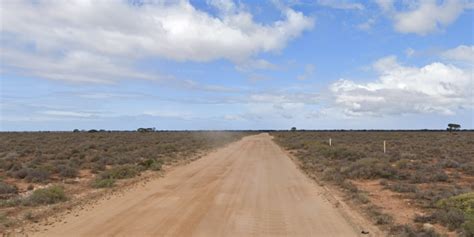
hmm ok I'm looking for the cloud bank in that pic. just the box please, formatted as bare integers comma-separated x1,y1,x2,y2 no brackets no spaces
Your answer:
330,55,472,116
0,0,314,83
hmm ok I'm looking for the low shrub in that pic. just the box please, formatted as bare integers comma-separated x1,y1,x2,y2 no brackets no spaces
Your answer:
324,147,364,161
0,182,18,195
433,208,465,230
342,158,397,180
57,165,78,178
91,162,106,174
462,220,474,237
461,162,474,176
390,224,439,237
440,159,460,169
414,214,435,223
341,180,358,192
389,183,417,193
374,212,393,225
366,206,393,225
12,168,49,183
11,168,28,179
139,158,163,171
99,165,139,180
0,198,21,207
433,172,449,182
408,168,449,184
91,178,115,188
322,167,344,183
436,192,474,234
24,186,67,205
354,192,370,204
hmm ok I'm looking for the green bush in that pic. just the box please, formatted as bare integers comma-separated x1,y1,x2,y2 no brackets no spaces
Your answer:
24,185,67,205
91,178,115,188
99,165,139,180
436,192,474,234
139,158,163,171
462,220,474,237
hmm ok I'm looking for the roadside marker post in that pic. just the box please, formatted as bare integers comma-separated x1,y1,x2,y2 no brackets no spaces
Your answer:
383,140,386,153
329,138,332,147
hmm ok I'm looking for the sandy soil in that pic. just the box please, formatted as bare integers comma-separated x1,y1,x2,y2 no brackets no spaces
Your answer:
352,179,456,236
30,133,378,237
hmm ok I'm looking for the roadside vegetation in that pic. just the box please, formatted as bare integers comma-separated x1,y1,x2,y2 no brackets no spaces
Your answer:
0,131,250,232
273,131,474,236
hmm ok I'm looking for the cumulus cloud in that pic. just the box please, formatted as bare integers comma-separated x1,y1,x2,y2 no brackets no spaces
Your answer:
377,0,472,35
0,0,313,83
330,56,472,116
441,45,474,64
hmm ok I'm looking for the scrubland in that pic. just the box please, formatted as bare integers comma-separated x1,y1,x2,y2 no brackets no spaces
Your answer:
273,131,474,236
0,131,250,232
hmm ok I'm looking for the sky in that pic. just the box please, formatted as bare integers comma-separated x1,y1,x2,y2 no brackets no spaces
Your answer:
0,0,473,131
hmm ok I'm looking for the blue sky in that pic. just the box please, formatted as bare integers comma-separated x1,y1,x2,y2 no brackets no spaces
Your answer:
1,0,473,131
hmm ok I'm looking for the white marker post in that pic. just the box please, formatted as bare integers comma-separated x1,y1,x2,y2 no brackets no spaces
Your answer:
383,140,386,154
329,138,332,147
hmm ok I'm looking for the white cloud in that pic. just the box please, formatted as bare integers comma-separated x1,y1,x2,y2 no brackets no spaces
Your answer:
1,48,157,83
0,0,313,83
357,18,376,31
330,56,472,116
1,0,313,62
441,45,474,64
375,0,394,12
377,0,471,35
235,59,278,72
317,0,365,10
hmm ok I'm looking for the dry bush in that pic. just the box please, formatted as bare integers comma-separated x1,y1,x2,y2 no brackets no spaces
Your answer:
24,186,67,206
0,182,18,195
272,131,474,234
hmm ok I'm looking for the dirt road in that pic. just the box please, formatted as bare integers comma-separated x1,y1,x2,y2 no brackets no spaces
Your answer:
33,133,377,237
